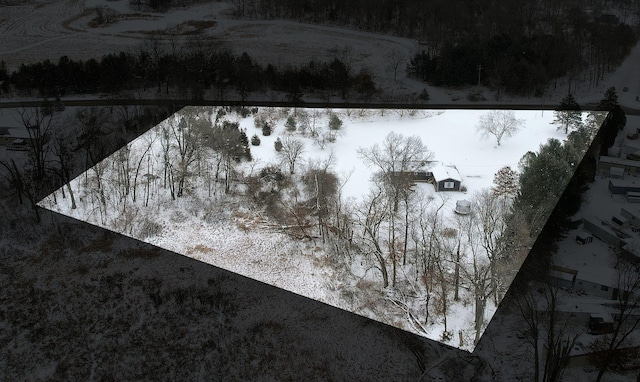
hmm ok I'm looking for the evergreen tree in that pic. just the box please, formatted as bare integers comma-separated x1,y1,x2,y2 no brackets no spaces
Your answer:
597,87,619,111
516,138,574,231
274,137,283,152
285,116,297,133
552,93,582,134
251,134,261,146
492,166,518,197
239,129,251,161
328,113,343,131
262,122,272,136
239,129,249,147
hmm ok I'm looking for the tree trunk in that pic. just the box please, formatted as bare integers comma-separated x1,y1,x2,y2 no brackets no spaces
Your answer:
454,242,461,301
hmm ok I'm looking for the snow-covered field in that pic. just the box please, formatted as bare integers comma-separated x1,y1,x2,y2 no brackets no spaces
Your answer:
2,0,639,107
38,106,588,350
242,108,566,202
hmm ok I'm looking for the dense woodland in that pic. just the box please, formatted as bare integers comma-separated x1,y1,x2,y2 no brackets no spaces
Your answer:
0,49,375,102
229,0,639,95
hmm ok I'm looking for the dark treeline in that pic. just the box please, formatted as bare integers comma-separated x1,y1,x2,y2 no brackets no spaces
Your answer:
1,50,376,101
407,15,636,95
1,0,635,99
224,0,637,96
508,92,625,296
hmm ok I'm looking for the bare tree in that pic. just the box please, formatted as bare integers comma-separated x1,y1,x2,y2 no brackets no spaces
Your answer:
16,104,57,182
411,194,448,325
456,210,494,345
352,187,390,288
516,283,580,382
167,107,210,197
592,256,640,382
302,153,339,243
131,134,157,203
359,132,433,287
473,189,509,304
277,136,305,175
358,131,433,213
386,49,406,83
476,110,523,146
50,133,76,210
0,158,42,222
73,107,112,188
207,120,246,194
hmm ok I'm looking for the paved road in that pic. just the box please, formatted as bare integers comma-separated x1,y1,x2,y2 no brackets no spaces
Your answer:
1,98,638,114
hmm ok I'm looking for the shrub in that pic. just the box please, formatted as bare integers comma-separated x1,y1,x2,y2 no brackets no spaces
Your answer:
285,116,297,133
274,137,283,152
328,113,342,131
262,122,272,136
251,134,261,146
137,218,163,239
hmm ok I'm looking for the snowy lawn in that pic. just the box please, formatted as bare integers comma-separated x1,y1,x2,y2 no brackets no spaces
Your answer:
38,107,590,351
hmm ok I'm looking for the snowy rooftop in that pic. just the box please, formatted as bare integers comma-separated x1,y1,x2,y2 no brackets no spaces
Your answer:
555,227,618,288
0,128,31,139
431,164,461,182
554,117,640,289
599,156,640,168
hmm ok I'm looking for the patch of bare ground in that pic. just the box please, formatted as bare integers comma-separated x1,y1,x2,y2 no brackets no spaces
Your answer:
232,210,271,231
61,8,95,32
88,12,162,28
186,244,213,255
137,20,217,35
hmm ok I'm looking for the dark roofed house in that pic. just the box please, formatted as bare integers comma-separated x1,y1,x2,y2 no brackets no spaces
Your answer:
431,164,462,192
0,127,33,147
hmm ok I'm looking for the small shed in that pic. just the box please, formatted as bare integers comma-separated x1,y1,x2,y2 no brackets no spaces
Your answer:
576,231,593,245
610,166,625,179
608,146,621,157
598,156,640,176
550,268,576,289
0,127,31,146
589,312,614,334
609,179,640,194
454,200,471,215
431,165,461,192
627,192,640,203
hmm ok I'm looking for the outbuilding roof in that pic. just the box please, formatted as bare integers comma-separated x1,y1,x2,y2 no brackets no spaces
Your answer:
0,128,31,139
431,164,461,182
